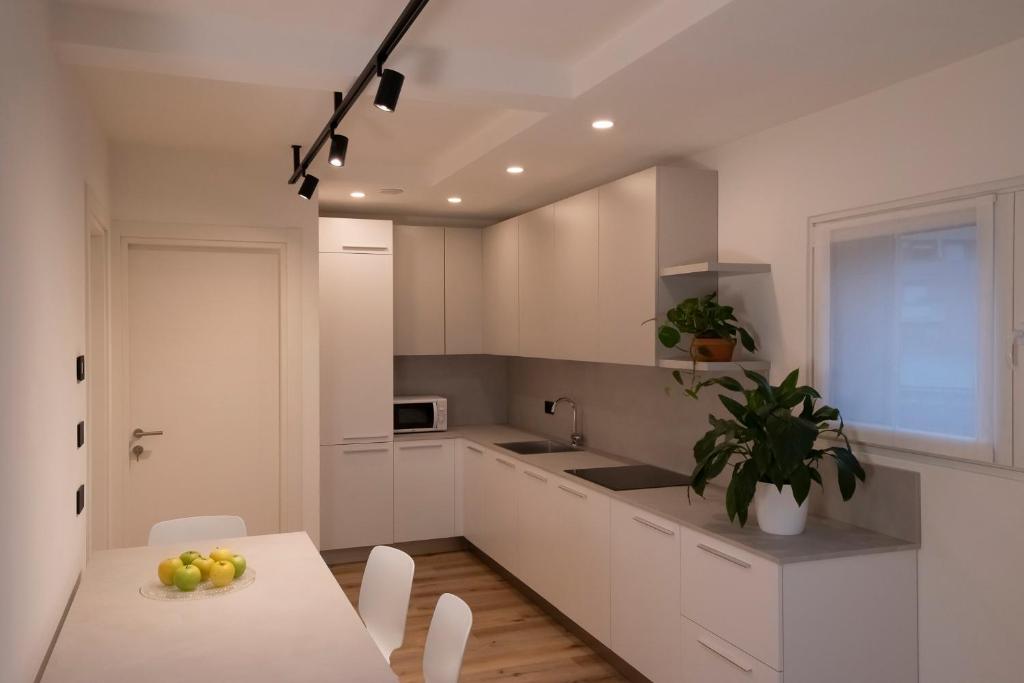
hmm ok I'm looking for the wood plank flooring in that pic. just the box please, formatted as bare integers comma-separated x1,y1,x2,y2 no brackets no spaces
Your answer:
331,550,627,682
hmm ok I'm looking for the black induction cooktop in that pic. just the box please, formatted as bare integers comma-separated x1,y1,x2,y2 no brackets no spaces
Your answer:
564,465,692,491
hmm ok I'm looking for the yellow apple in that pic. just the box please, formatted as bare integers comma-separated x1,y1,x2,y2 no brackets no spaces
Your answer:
191,556,214,580
209,560,235,587
173,564,201,592
209,547,234,563
158,557,184,586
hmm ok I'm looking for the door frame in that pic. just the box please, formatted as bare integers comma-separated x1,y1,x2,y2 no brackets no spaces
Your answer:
107,221,308,548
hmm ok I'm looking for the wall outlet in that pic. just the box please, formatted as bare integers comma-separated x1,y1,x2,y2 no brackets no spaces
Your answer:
76,484,85,515
77,421,85,448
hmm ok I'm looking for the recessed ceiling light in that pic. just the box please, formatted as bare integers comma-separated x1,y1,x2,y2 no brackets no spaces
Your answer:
350,191,366,198
506,166,524,174
592,119,614,130
447,196,463,204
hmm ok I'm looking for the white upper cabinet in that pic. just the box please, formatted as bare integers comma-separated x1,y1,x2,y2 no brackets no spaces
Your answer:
482,217,519,356
394,225,445,356
517,205,557,359
319,216,393,254
552,188,600,362
444,228,483,355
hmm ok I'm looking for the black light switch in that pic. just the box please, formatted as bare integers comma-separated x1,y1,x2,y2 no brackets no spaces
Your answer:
76,355,85,383
76,484,85,515
77,421,85,448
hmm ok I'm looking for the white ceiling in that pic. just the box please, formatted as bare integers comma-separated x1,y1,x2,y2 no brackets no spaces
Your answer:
57,0,1024,222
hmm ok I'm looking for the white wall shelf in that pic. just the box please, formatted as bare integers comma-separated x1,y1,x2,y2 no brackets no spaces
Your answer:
659,260,771,278
657,358,770,372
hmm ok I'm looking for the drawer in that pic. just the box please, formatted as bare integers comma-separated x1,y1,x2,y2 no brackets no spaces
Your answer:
680,527,781,670
681,618,781,683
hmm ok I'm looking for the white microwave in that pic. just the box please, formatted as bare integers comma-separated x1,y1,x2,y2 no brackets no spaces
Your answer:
393,396,448,433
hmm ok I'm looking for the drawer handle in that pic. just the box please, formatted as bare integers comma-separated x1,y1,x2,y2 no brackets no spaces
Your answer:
342,245,389,251
558,484,586,499
495,458,516,469
345,433,391,441
632,516,675,536
401,442,443,450
697,543,752,569
465,445,484,454
345,446,390,454
697,638,753,673
524,470,548,483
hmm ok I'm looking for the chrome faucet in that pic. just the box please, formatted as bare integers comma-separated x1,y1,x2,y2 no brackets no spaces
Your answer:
545,397,584,448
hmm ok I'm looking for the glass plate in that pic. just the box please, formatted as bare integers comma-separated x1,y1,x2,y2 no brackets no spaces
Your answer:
140,569,255,601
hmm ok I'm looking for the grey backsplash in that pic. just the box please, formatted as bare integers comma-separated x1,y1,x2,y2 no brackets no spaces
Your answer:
394,355,509,426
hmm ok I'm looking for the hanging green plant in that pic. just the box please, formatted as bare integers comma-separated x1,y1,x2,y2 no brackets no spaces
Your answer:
657,292,756,363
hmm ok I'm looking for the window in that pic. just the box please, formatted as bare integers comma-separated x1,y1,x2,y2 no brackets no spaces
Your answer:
811,195,1002,464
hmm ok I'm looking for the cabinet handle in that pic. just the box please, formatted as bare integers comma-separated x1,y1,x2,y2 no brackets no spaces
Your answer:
401,442,443,450
697,638,753,673
345,434,391,441
524,470,548,483
466,445,484,454
495,457,516,469
344,446,390,454
632,516,675,536
697,543,751,569
341,245,389,251
557,484,586,499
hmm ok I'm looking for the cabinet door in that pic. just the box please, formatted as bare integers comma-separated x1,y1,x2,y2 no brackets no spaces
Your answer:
320,217,393,253
482,217,519,356
320,443,394,550
598,169,657,366
553,189,600,361
516,466,559,602
444,228,483,354
487,450,520,574
551,475,610,645
394,225,445,356
518,205,556,358
394,439,455,542
460,441,490,551
610,500,681,683
681,618,781,683
319,252,393,444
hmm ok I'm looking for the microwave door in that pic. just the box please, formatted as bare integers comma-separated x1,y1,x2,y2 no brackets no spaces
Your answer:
394,403,436,432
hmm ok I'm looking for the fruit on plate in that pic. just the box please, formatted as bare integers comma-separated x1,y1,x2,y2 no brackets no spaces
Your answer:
179,550,201,566
209,547,233,563
191,555,214,580
229,554,247,578
209,560,235,587
158,557,184,586
173,564,202,592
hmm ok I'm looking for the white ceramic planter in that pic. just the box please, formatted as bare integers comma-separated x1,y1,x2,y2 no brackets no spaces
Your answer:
754,482,809,535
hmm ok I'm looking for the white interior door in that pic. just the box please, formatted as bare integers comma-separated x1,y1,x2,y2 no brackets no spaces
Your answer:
123,242,283,547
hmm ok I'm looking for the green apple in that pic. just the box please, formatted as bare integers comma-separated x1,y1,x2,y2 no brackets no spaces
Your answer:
209,560,235,587
179,550,201,566
191,555,214,580
173,564,202,591
209,547,234,563
228,554,246,578
158,557,184,586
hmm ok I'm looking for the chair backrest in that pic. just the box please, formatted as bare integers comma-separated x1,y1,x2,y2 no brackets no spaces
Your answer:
358,545,415,662
423,593,473,683
147,515,248,546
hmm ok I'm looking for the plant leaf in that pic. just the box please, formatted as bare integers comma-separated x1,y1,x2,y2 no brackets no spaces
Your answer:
738,327,756,352
790,465,811,505
657,324,681,348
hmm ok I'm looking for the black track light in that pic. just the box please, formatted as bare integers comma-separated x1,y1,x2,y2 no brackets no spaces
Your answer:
373,68,405,112
298,174,319,200
329,134,349,167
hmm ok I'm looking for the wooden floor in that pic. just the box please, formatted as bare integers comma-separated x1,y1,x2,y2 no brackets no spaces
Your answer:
331,551,628,683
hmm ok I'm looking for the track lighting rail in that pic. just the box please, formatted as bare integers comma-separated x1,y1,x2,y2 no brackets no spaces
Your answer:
288,0,430,185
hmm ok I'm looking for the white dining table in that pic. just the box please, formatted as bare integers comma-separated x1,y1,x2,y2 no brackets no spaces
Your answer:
42,532,398,683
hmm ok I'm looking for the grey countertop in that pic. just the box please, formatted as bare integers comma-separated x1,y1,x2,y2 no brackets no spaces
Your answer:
396,425,920,564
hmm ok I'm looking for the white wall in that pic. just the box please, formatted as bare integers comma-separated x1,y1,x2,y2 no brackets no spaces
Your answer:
691,37,1024,683
0,1,109,681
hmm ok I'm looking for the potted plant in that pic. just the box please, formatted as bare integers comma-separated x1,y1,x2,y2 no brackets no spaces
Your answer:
656,292,756,363
683,368,866,535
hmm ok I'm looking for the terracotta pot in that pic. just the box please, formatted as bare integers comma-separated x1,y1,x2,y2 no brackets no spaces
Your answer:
690,337,736,362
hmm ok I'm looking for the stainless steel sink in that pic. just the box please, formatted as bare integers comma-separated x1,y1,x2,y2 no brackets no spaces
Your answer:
495,440,577,455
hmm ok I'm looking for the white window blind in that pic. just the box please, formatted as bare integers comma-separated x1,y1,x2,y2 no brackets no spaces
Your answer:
812,196,996,462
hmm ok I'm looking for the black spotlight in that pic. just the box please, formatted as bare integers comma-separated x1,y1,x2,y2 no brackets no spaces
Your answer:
329,134,349,167
373,68,405,112
298,174,319,200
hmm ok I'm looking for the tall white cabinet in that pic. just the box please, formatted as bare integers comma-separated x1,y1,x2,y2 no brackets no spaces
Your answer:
319,218,395,550
482,217,519,356
393,225,445,356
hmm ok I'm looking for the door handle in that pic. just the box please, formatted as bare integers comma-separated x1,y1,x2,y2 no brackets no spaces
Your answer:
132,428,164,439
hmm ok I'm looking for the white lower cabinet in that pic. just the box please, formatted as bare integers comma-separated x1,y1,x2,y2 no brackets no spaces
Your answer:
515,466,560,601
487,449,520,573
320,443,394,550
394,439,455,542
681,618,781,683
609,500,681,683
460,440,489,551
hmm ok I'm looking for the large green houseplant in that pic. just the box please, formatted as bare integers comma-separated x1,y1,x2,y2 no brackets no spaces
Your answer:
657,292,756,363
684,368,866,532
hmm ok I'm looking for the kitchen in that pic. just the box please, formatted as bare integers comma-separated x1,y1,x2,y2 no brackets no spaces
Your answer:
6,1,1024,682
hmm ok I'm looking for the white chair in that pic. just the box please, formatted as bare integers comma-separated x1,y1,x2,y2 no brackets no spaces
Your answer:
358,545,415,662
147,515,248,546
422,593,473,683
